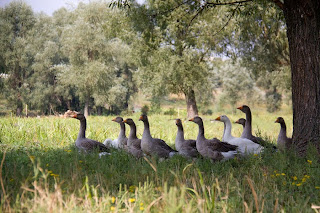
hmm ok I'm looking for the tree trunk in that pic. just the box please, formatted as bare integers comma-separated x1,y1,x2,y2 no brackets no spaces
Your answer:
283,0,320,156
185,89,199,118
84,99,89,118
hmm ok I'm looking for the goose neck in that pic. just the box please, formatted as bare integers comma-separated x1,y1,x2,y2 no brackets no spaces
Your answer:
118,122,126,138
129,123,138,139
196,122,205,141
243,109,253,136
78,118,86,139
223,119,233,140
142,120,151,137
176,125,185,141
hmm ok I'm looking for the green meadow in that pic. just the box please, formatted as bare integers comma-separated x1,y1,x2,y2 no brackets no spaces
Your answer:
1,109,320,212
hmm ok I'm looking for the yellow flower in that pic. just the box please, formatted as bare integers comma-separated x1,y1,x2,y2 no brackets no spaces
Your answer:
111,197,116,204
129,198,136,203
140,206,144,211
46,164,49,167
315,186,320,189
292,182,296,185
110,206,115,211
29,156,35,160
281,173,285,176
304,175,310,179
253,154,258,157
129,185,136,193
48,170,53,174
282,181,286,185
302,177,307,182
140,202,144,206
79,160,83,163
293,176,297,180
276,173,281,177
10,178,14,182
271,175,275,178
307,160,312,165
296,183,302,186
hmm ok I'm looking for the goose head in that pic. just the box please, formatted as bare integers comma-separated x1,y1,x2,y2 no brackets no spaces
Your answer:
71,113,85,121
275,117,285,124
235,118,246,126
214,115,229,123
123,118,135,125
139,114,148,122
237,105,250,113
188,116,202,124
175,118,182,127
112,117,124,123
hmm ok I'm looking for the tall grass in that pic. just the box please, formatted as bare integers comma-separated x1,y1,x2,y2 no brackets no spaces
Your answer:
1,111,319,212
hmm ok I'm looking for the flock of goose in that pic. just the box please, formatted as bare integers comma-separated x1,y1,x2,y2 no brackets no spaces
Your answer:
64,105,292,161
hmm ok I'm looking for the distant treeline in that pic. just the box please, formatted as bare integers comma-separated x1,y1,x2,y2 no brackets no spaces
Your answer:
0,1,290,117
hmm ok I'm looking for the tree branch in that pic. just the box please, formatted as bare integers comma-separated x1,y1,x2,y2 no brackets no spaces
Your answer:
206,0,253,7
269,0,284,10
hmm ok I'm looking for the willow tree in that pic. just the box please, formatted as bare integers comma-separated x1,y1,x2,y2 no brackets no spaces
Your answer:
0,2,35,115
58,2,136,116
131,0,232,118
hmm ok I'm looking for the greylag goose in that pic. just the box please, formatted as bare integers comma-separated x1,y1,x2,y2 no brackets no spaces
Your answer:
104,117,128,150
139,115,177,158
123,118,144,158
275,117,292,151
66,111,110,155
175,119,199,158
189,116,238,161
215,115,263,155
235,118,246,129
237,105,264,144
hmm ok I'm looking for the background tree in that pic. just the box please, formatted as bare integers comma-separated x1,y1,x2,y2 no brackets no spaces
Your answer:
0,2,35,115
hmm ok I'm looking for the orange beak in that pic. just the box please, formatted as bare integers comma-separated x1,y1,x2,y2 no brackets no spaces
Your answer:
139,115,143,121
237,106,243,110
235,119,240,124
72,114,77,118
188,118,194,121
275,118,280,123
123,119,127,123
112,118,116,122
215,116,221,121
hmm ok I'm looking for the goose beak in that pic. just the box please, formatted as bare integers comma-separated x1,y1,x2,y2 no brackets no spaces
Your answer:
237,106,243,110
275,118,280,123
188,118,194,122
112,118,116,122
72,114,77,118
123,119,127,123
215,116,221,121
139,115,143,121
235,119,240,124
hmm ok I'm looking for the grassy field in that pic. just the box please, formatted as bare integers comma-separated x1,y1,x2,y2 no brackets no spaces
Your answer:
1,109,320,212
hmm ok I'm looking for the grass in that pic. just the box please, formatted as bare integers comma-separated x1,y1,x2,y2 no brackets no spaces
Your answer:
0,110,319,212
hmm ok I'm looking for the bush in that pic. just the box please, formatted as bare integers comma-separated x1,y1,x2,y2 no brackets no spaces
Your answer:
141,105,149,115
164,108,177,116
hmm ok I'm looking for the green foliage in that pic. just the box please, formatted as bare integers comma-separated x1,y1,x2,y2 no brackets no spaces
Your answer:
163,107,177,116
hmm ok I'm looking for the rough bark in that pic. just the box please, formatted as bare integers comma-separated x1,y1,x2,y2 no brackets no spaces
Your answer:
185,89,199,118
283,0,320,156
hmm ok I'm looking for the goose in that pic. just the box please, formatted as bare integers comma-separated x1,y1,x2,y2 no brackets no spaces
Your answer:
275,117,292,151
123,118,144,158
174,119,199,158
104,117,128,150
66,111,110,156
215,115,263,155
237,105,264,144
189,116,238,161
235,118,246,129
139,114,177,158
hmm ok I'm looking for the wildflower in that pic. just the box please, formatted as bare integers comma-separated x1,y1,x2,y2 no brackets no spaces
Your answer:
315,186,320,189
302,177,307,182
292,176,297,180
283,181,286,185
111,197,116,203
79,160,83,163
129,198,136,203
10,178,14,182
304,175,310,179
129,185,136,193
276,173,281,177
271,175,275,178
281,173,285,176
253,154,258,157
110,206,115,211
263,173,267,177
140,206,144,211
307,160,312,165
46,164,49,167
296,183,302,186
140,202,143,206
29,156,35,160
48,170,53,174
292,182,296,185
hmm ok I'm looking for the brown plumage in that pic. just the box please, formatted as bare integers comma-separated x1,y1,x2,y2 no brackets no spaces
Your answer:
275,117,293,151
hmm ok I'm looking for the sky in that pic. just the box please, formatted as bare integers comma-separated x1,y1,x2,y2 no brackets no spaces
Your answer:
0,0,144,16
